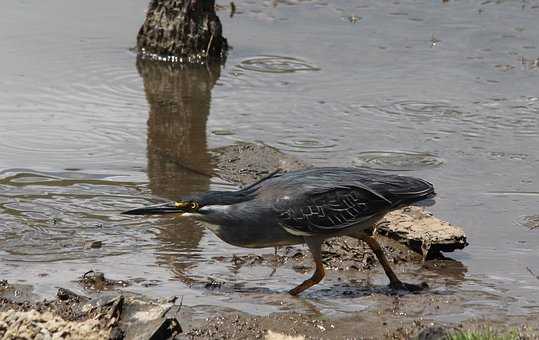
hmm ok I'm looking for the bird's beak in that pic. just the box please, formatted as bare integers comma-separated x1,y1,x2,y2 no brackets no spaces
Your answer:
122,201,189,215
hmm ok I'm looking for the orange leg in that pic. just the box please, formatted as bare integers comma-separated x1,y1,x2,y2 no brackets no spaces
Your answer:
362,236,402,286
289,239,325,296
362,236,427,291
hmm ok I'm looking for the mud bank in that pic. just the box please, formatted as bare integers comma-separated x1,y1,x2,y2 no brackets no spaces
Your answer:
2,278,538,340
0,281,181,340
4,280,538,340
185,311,539,340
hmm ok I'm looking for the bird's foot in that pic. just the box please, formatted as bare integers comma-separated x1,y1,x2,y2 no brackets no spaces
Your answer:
389,280,428,292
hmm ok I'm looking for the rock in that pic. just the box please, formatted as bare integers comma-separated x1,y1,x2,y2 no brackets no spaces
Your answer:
79,271,129,291
56,288,88,303
115,296,182,340
84,240,102,249
210,142,309,185
375,206,468,257
0,310,111,340
266,330,305,340
414,325,452,340
148,318,182,340
0,280,9,289
0,293,183,340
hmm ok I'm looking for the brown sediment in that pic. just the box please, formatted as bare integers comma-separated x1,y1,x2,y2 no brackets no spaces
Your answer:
210,142,309,185
217,235,421,275
2,280,538,340
184,310,539,340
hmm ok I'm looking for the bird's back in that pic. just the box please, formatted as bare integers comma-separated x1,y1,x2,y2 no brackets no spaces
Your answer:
250,167,434,207
189,167,435,246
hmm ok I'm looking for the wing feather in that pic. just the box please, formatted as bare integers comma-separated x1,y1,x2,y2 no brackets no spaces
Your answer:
275,187,391,235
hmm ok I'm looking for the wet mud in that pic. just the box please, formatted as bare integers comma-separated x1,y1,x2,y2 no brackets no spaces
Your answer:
0,281,183,339
185,311,539,340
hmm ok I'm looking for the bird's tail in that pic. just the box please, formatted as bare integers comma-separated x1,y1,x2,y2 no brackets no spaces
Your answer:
389,176,436,207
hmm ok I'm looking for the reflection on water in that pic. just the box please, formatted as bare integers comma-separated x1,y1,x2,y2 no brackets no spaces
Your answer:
422,258,468,286
137,59,220,194
137,59,221,280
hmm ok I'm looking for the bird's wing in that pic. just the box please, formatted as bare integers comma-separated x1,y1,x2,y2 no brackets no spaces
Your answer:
274,186,392,236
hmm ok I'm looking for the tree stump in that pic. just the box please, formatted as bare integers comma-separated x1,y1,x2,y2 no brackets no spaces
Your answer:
137,0,228,63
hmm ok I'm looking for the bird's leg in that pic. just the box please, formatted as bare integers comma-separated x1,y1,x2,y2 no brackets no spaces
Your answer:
289,239,325,296
361,236,427,292
361,236,401,285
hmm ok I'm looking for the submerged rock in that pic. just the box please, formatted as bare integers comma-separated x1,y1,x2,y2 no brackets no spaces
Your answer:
210,142,308,185
79,271,129,291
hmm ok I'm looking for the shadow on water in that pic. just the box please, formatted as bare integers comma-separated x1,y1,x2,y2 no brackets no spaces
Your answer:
136,59,221,281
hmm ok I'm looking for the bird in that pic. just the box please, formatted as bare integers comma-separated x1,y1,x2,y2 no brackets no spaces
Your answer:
123,167,435,295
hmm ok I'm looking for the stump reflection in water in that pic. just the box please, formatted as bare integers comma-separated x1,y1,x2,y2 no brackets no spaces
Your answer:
137,59,221,282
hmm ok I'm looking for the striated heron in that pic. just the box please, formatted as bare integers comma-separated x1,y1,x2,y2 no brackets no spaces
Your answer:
123,167,434,295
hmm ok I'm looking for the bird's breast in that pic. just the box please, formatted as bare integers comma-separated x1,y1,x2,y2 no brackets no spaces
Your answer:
195,219,303,248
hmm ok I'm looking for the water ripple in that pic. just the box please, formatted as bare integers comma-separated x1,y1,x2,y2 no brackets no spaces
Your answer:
353,151,444,171
0,170,154,262
236,55,320,74
277,135,341,153
368,98,539,142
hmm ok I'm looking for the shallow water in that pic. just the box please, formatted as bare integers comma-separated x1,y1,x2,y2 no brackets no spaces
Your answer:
1,0,538,322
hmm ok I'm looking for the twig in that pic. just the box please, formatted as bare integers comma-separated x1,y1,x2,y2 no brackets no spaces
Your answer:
178,295,183,316
206,34,214,60
230,2,236,17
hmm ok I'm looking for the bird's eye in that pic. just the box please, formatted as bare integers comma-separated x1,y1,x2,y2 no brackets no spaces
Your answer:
190,202,199,210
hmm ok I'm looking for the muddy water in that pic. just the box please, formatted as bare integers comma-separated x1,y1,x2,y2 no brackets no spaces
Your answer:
1,0,538,324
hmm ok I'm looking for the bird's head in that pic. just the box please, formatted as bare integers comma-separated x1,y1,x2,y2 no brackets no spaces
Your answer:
121,200,202,216
122,190,253,224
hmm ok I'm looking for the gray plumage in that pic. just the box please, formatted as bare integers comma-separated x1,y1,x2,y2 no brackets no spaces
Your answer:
124,166,434,294
177,167,434,247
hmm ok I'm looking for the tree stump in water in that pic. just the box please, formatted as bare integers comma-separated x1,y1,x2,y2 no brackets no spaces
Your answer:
137,0,227,63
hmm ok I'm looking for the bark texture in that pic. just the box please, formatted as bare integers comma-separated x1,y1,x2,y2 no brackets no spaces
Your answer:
137,0,227,63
